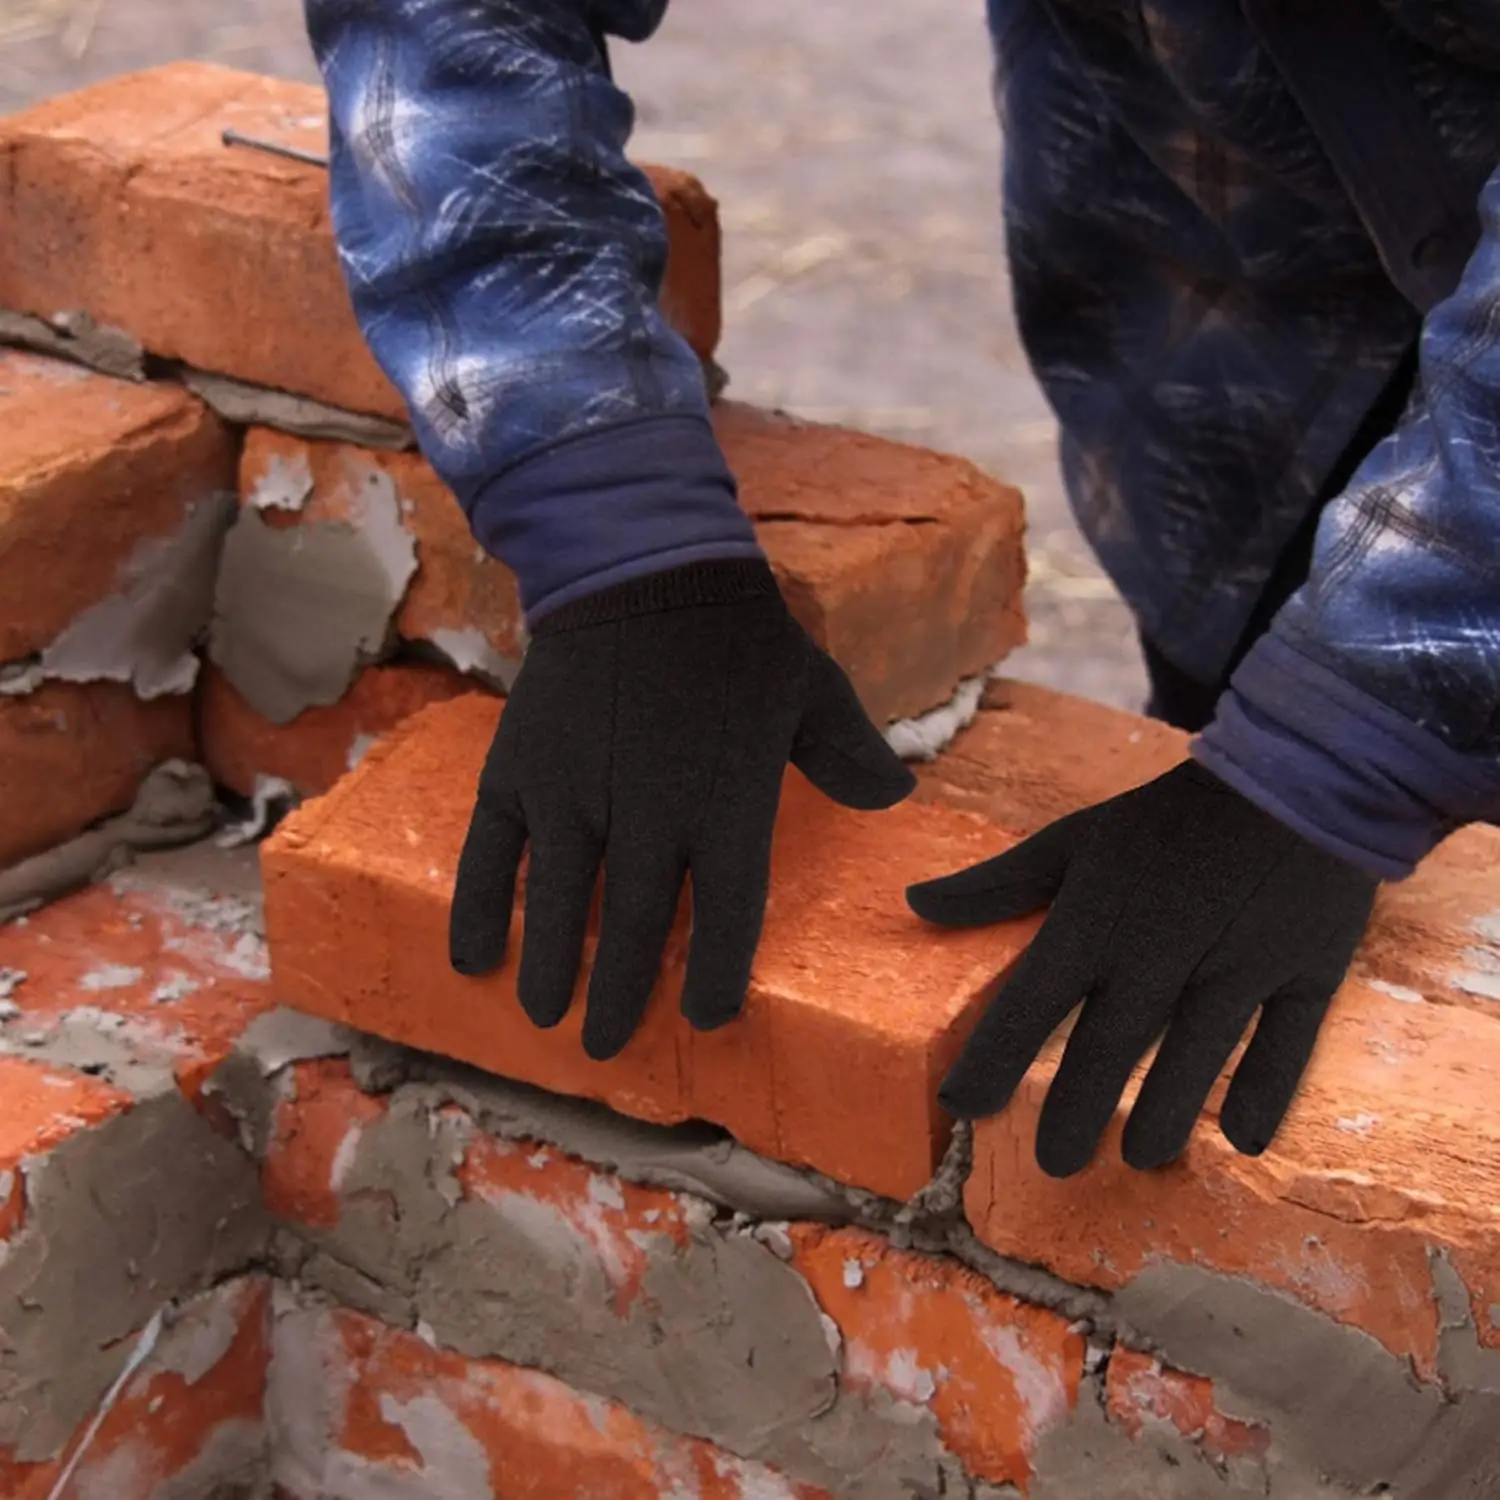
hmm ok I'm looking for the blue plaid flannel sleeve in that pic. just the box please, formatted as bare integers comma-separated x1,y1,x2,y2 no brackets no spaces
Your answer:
303,0,762,620
1197,166,1500,878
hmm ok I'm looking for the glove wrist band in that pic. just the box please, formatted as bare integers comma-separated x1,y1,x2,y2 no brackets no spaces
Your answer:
531,559,781,635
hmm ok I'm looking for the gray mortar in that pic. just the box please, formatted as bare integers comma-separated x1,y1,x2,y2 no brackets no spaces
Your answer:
0,493,237,701
239,1043,1500,1496
0,1087,268,1462
278,1088,1024,1498
0,759,217,923
1114,1260,1500,1496
1029,1377,1351,1500
0,307,148,382
209,469,418,724
1432,1250,1500,1396
179,367,416,452
0,1004,184,1097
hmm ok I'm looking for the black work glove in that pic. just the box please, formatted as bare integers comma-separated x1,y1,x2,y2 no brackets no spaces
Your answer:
450,559,916,1060
908,760,1379,1177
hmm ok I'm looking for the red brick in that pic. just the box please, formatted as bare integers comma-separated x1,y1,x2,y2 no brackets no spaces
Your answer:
0,680,194,866
0,859,277,1105
284,1302,827,1498
0,1057,133,1245
0,1277,270,1500
262,1059,389,1230
718,403,1027,723
789,1225,1084,1488
0,64,722,420
910,680,1500,1374
0,349,237,660
198,659,481,799
1105,1348,1269,1463
234,406,1026,734
262,694,1032,1200
964,980,1500,1377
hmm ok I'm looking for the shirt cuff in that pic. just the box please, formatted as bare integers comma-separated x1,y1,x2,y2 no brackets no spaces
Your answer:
1193,633,1500,880
462,414,766,623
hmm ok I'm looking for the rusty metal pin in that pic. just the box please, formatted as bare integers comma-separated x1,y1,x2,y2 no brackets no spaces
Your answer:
220,127,329,169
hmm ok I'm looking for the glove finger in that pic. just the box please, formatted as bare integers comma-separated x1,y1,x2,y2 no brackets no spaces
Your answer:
791,648,916,811
907,816,1077,929
1035,974,1181,1178
1121,966,1270,1171
679,780,781,1032
449,801,529,976
582,842,688,1062
937,886,1098,1120
1220,971,1337,1157
517,829,603,1029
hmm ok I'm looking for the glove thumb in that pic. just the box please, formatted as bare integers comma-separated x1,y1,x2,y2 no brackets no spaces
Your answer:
791,648,915,810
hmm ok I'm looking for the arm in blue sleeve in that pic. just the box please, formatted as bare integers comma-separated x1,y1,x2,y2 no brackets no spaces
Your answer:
1195,166,1500,879
303,0,763,620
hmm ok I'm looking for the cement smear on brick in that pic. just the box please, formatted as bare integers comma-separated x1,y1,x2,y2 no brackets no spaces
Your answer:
0,1089,268,1461
0,493,236,701
1115,1260,1500,1497
273,1088,1017,1499
209,469,418,724
0,759,216,922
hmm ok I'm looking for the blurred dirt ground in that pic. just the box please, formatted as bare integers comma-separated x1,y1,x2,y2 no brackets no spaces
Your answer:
1,0,1147,712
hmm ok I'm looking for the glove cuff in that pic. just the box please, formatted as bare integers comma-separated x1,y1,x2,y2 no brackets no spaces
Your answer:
531,559,782,635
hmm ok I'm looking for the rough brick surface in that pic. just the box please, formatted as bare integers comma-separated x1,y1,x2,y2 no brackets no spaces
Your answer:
1105,1348,1270,1463
198,659,480,799
0,1278,271,1500
0,680,194,866
269,1297,825,1500
718,402,1027,723
0,63,721,419
967,983,1500,1373
262,695,1030,1200
0,349,236,661
788,1225,1083,1487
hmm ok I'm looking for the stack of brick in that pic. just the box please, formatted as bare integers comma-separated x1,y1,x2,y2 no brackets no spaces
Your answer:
1,687,1495,1497
0,60,1024,839
1,56,1498,1500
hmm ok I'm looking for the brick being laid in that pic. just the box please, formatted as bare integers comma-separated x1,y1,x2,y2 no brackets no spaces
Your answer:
260,694,1033,1202
0,63,722,419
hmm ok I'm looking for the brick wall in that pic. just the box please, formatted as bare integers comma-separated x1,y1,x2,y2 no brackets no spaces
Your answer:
0,60,1498,1500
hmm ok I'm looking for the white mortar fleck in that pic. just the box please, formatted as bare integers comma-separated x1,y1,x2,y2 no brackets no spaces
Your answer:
981,1321,1071,1437
587,1174,626,1212
1368,979,1425,1004
78,964,145,992
1336,1113,1381,1136
842,1258,865,1290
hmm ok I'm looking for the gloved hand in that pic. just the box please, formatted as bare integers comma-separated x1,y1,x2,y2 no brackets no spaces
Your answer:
450,559,916,1060
908,760,1379,1177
